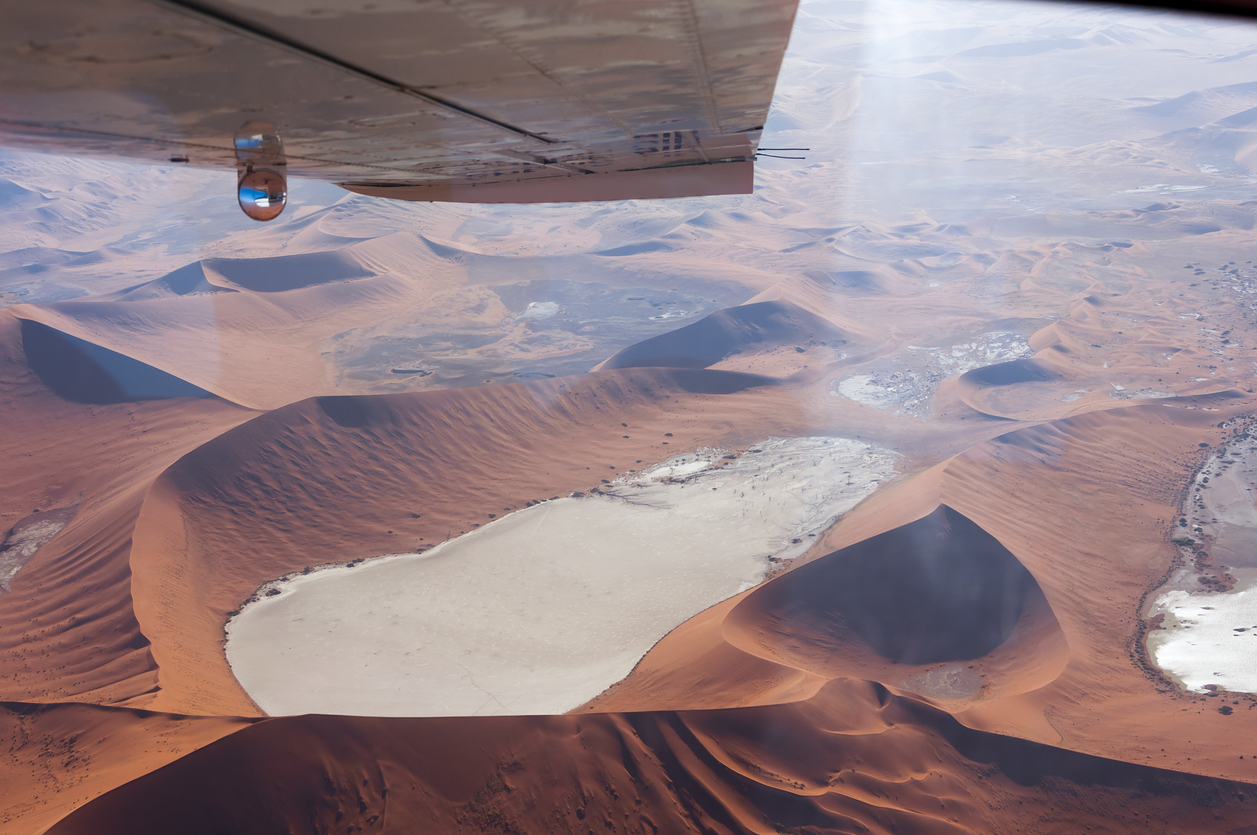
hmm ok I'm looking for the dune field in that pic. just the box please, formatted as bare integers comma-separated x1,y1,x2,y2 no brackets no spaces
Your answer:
8,0,1257,832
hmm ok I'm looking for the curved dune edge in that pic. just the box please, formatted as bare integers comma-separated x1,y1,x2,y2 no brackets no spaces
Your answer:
3,235,440,411
588,289,907,383
17,318,214,405
6,300,1257,831
128,359,1011,719
948,308,1245,420
584,399,1257,783
127,366,809,716
9,307,255,408
953,360,1242,421
2,276,1000,722
42,680,1257,835
722,505,1071,704
9,289,1257,830
592,298,860,372
0,337,1010,832
0,701,249,835
0,312,256,710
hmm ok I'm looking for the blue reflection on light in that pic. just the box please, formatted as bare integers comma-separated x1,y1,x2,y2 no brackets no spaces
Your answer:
239,186,283,207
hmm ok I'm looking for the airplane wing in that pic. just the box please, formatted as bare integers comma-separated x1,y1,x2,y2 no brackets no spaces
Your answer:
0,0,798,208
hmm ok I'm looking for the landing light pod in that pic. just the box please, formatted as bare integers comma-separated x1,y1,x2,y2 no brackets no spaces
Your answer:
237,168,287,222
234,121,287,222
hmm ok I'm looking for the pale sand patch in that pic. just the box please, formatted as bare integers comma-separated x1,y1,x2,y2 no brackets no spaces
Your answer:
1148,573,1257,693
1108,384,1173,400
515,301,559,320
835,373,916,411
831,333,1034,416
927,332,1033,377
1147,430,1257,692
0,505,77,592
225,436,898,717
635,448,727,481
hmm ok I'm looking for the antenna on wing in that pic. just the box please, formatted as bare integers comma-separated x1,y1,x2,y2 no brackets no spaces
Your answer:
755,147,810,160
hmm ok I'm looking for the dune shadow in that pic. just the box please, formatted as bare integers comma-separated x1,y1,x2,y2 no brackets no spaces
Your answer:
20,319,211,404
738,506,1054,666
602,300,846,371
961,358,1056,388
665,368,779,395
207,251,373,293
315,395,376,428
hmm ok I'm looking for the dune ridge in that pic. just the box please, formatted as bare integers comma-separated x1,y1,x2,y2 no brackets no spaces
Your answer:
8,286,1257,832
18,318,213,404
594,299,850,371
0,701,248,835
129,367,806,716
5,233,467,409
0,312,253,711
43,680,1257,835
586,399,1257,783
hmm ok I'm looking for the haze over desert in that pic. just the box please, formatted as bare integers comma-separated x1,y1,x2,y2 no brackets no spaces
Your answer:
8,0,1257,833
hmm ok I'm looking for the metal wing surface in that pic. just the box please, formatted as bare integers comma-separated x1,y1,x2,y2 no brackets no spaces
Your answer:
0,0,798,203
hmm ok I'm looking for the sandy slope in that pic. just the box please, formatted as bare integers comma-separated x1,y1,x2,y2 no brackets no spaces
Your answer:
8,291,1257,830
8,245,1257,828
128,365,991,718
5,236,443,409
0,702,247,835
222,436,898,717
4,229,795,408
0,307,255,830
593,298,855,372
0,312,254,709
8,227,1257,828
587,396,1257,784
43,680,1257,835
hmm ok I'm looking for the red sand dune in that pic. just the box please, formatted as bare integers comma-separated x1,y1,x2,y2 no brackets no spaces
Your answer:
594,298,854,371
13,7,1257,829
588,398,1257,784
43,681,1257,835
950,300,1238,421
0,312,254,710
0,293,992,720
4,234,493,409
5,277,1257,832
130,365,805,716
0,701,247,835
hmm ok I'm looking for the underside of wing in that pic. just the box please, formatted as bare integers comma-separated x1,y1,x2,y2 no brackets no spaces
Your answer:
0,0,798,203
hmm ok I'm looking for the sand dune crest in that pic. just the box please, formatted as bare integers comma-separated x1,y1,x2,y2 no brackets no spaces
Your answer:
19,318,212,404
596,299,848,372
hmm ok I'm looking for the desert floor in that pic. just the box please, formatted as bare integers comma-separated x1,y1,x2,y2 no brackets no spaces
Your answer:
7,0,1257,832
